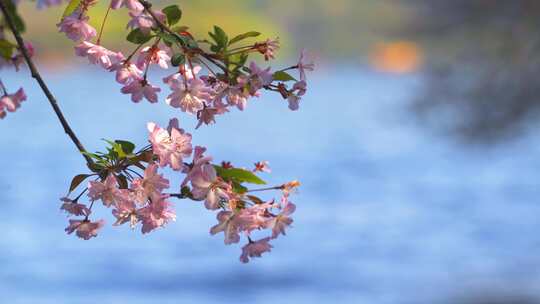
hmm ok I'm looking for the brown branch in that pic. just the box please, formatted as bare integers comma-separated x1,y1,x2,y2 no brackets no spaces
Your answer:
0,0,94,168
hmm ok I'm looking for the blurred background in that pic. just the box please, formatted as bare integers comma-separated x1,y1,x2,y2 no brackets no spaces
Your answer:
2,0,540,303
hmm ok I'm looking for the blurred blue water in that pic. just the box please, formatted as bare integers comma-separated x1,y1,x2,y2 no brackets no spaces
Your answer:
2,66,540,304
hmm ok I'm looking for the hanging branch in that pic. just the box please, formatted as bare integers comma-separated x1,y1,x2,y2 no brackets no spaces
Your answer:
0,0,94,168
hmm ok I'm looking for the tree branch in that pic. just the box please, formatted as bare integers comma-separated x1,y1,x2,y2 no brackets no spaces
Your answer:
0,0,94,168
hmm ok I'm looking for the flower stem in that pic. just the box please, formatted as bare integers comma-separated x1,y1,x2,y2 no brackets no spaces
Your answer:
96,4,112,45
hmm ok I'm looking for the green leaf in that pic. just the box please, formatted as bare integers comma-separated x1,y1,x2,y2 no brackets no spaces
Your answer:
69,174,92,192
0,40,15,59
229,31,260,45
185,37,199,48
113,144,126,158
101,139,126,159
214,26,228,44
214,166,266,185
82,151,104,161
209,25,228,52
210,44,221,53
171,53,186,66
159,32,197,49
273,71,297,82
159,32,178,47
115,140,135,155
229,53,248,70
126,29,152,44
232,182,248,194
62,0,82,18
162,5,182,26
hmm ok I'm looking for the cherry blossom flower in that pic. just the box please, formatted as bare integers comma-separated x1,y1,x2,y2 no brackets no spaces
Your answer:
240,237,273,263
246,62,273,94
287,94,300,111
130,163,170,203
75,41,121,69
253,161,271,173
121,77,160,103
60,197,90,217
65,219,105,240
181,146,213,186
194,95,229,128
267,201,295,238
128,10,165,34
57,14,96,42
254,38,280,61
211,93,230,112
195,107,220,129
110,0,143,11
109,59,143,84
297,49,315,81
292,80,307,96
190,163,231,210
147,119,193,171
136,45,170,69
287,81,306,111
111,191,139,228
88,174,120,207
210,210,240,245
163,66,202,86
236,202,273,234
0,87,26,115
138,195,176,233
212,81,249,111
165,77,213,114
225,86,249,110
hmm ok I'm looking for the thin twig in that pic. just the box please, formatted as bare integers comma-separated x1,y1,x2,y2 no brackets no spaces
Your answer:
0,0,94,168
96,4,112,45
246,185,284,193
167,193,189,199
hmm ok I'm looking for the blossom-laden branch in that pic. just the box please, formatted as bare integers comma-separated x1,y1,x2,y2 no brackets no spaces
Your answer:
0,0,94,167
2,0,314,263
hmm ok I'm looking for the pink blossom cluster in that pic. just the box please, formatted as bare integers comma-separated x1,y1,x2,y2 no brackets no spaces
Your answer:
211,189,297,263
148,118,298,263
61,117,299,262
55,0,314,129
62,163,175,238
